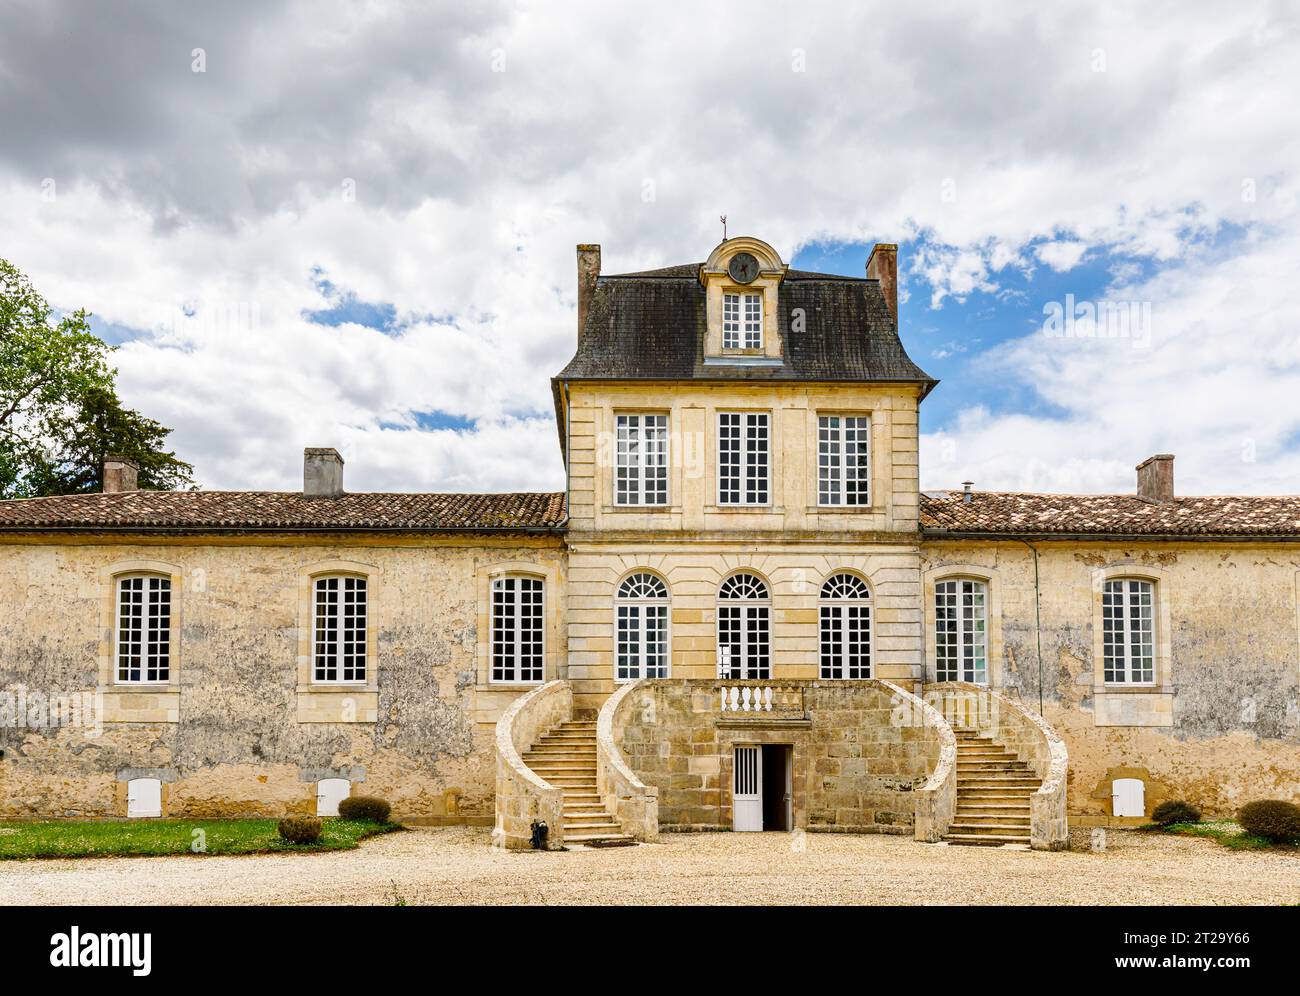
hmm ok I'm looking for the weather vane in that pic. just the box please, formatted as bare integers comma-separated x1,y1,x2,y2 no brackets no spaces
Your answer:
720,215,727,240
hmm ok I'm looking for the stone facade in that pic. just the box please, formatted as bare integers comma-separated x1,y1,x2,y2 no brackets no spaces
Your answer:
611,679,945,834
921,539,1300,821
0,533,564,821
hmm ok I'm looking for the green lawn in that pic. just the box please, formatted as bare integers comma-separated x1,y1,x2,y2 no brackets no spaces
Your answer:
1142,819,1293,852
0,818,400,859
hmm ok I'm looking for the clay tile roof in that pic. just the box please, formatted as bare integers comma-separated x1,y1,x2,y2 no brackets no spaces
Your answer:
920,491,1300,538
0,490,567,533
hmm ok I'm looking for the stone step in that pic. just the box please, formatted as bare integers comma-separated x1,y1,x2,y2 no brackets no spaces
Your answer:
957,774,1041,784
950,816,1031,828
955,804,1031,816
945,832,1030,844
524,760,596,770
564,820,622,832
565,833,636,846
949,821,1031,833
955,761,1031,770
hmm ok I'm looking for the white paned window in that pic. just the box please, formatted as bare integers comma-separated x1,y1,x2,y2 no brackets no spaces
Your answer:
935,579,987,684
723,292,762,349
116,574,171,684
818,415,871,506
615,572,670,681
313,575,367,683
615,413,669,506
718,412,770,505
492,575,545,683
1102,578,1155,684
717,573,770,679
819,573,872,679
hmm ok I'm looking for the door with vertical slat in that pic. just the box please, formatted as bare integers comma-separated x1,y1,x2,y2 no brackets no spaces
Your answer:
733,745,763,831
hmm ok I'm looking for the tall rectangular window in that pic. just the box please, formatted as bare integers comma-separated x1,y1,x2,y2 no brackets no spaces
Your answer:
818,415,871,506
935,579,987,684
492,576,545,683
116,575,171,683
615,413,669,506
314,575,367,683
722,292,762,349
718,412,769,505
1103,579,1154,684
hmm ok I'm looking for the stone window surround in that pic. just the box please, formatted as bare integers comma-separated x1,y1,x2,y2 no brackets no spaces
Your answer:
476,560,563,689
98,559,185,724
296,560,380,723
613,568,672,683
922,564,1004,687
1090,564,1173,693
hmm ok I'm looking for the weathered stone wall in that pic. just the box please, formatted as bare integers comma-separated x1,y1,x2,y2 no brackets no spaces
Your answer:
616,679,945,834
921,539,1300,819
0,533,565,820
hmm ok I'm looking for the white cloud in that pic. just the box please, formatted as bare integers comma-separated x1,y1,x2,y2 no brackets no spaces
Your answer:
0,0,1297,494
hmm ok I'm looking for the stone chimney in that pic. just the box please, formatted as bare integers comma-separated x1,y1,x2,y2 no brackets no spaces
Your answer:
102,455,139,493
304,447,345,498
576,244,601,341
867,242,899,325
1136,454,1174,503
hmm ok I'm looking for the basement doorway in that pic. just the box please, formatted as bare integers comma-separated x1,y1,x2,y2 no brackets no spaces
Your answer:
732,744,793,832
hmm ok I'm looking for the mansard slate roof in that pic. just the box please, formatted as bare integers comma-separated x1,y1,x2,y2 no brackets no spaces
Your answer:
920,491,1300,538
0,490,567,533
554,264,937,389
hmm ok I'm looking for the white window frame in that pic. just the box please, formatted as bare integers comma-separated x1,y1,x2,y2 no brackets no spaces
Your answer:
614,412,669,506
717,411,770,506
934,578,988,684
717,573,771,680
614,572,671,682
1102,578,1155,685
491,574,545,684
819,573,873,679
817,414,871,506
312,574,368,684
115,573,172,685
722,292,762,349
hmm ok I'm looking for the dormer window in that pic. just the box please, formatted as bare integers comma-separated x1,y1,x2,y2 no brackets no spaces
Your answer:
723,292,763,349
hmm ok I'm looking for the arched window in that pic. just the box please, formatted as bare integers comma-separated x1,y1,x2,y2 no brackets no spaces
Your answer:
116,573,172,684
1102,578,1154,684
935,578,987,684
313,574,368,683
615,572,670,681
717,573,770,679
819,573,872,679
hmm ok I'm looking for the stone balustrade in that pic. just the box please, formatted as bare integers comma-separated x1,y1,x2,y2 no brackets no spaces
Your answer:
716,682,805,715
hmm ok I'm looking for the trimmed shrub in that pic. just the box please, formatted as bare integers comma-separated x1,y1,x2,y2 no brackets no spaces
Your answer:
1151,800,1201,826
278,816,323,844
1238,800,1300,844
337,796,391,823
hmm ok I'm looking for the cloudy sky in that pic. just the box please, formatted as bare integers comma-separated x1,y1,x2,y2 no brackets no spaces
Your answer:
1,0,1298,495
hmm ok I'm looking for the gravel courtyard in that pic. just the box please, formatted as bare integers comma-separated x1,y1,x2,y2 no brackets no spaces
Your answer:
2,826,1295,906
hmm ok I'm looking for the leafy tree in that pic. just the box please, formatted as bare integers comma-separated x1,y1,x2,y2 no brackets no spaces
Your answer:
0,258,195,497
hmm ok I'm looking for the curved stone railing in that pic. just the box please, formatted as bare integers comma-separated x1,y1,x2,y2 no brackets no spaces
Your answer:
595,680,659,841
878,679,957,843
925,681,1069,850
493,679,571,850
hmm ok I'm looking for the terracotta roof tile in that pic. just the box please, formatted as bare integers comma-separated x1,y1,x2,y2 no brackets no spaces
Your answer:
920,491,1300,538
0,491,567,532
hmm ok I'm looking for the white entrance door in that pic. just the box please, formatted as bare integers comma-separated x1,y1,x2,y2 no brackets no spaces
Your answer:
1112,777,1145,817
733,746,762,831
317,778,351,816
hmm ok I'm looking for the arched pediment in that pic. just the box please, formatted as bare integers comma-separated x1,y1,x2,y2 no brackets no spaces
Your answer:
702,236,787,279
